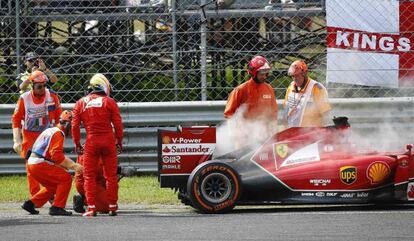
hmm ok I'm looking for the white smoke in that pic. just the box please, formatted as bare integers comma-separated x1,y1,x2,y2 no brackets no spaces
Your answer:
214,105,276,157
331,102,412,154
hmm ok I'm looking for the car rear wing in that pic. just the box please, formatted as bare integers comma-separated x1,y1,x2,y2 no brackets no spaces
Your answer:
157,126,216,189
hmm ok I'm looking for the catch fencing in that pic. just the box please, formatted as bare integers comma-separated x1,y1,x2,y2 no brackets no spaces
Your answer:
1,97,414,174
1,0,413,104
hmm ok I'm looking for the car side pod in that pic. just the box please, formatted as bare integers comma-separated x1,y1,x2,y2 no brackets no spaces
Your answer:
394,144,413,201
187,161,241,214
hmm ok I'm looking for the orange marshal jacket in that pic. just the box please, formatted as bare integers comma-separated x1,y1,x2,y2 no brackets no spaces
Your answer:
29,127,66,165
224,78,278,122
12,89,62,158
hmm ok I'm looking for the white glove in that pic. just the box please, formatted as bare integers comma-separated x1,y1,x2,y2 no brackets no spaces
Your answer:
13,142,22,154
12,128,22,155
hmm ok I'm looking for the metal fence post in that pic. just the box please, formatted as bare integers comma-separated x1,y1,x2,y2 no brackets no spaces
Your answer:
171,0,178,100
15,0,21,76
200,0,207,101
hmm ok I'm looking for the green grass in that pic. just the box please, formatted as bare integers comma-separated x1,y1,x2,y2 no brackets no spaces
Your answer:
0,175,180,205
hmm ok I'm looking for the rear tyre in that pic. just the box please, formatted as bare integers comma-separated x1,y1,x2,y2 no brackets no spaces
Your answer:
187,161,241,214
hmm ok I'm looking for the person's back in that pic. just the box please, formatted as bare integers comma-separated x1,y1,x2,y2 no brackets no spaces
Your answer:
74,93,121,136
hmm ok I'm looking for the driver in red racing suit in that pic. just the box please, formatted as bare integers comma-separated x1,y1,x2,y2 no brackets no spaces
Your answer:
71,73,123,217
73,154,109,213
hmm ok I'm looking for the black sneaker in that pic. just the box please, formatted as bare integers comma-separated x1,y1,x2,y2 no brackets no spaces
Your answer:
49,206,72,216
73,194,85,213
21,200,39,215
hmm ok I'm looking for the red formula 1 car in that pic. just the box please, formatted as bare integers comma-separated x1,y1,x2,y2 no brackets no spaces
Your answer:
158,117,414,213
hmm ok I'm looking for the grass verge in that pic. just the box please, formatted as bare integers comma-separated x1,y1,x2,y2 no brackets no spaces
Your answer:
0,175,180,205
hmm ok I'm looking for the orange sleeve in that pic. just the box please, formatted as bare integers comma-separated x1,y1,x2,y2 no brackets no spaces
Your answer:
12,98,25,129
312,85,331,114
48,131,65,165
224,87,243,119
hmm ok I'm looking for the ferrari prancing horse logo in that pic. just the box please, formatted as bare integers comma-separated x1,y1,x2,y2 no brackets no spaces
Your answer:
275,144,288,158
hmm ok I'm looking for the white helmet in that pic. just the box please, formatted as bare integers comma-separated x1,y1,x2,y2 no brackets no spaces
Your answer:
89,73,111,96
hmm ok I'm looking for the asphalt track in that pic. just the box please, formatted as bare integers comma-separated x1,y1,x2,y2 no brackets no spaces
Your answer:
1,203,414,241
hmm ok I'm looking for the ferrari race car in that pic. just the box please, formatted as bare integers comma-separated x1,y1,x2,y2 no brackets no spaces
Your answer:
158,117,414,213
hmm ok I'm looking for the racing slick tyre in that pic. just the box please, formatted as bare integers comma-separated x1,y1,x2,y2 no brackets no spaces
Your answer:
187,161,241,214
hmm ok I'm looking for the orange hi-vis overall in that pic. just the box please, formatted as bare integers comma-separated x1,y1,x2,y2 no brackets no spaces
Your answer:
12,89,62,196
27,127,72,208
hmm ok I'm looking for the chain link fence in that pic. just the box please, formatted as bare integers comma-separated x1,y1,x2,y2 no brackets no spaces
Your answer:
0,0,413,104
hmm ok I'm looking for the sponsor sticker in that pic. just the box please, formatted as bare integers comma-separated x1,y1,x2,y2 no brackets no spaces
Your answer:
275,144,288,158
357,192,369,198
171,137,202,144
280,142,320,167
85,97,103,108
367,162,390,184
162,136,171,144
340,193,355,198
162,156,181,164
162,164,181,170
340,166,357,185
315,192,325,197
301,193,314,197
259,152,269,161
162,144,215,156
262,94,272,99
310,179,331,186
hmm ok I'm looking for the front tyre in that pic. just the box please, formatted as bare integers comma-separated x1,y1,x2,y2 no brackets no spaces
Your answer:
187,161,241,214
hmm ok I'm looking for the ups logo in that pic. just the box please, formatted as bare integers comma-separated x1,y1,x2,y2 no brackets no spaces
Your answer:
340,166,357,185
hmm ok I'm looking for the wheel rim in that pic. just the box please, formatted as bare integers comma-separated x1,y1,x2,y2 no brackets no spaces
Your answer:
200,172,232,203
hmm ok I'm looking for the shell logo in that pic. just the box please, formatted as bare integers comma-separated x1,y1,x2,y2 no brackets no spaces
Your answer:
162,136,171,144
367,162,390,184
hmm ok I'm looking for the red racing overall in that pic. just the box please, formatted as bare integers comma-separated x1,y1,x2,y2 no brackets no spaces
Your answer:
72,92,123,212
75,154,109,212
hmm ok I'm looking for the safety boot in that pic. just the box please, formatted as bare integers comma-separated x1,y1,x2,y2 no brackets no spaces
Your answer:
108,204,118,216
73,194,86,213
49,206,72,216
21,200,39,215
82,206,97,217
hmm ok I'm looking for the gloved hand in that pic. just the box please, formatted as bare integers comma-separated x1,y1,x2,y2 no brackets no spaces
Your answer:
75,144,84,155
116,143,122,154
13,141,22,155
12,128,22,155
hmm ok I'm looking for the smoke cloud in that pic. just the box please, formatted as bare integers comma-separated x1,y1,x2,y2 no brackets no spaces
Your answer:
331,102,412,153
214,105,276,157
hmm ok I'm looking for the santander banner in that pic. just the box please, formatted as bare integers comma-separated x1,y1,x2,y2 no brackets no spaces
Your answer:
326,0,414,87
